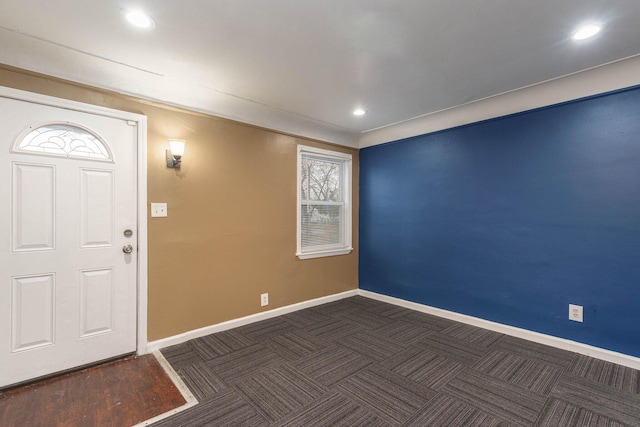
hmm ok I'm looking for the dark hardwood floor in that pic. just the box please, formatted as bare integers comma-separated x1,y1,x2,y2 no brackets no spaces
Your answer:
0,354,186,427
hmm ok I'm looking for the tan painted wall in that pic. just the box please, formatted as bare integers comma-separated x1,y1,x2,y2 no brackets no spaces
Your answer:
0,65,359,341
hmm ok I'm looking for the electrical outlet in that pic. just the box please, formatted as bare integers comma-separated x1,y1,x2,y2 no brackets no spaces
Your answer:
261,293,269,307
569,304,583,322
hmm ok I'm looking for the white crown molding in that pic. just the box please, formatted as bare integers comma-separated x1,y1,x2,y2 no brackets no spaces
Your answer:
359,54,640,148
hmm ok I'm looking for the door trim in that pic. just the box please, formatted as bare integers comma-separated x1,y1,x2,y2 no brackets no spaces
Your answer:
0,85,149,355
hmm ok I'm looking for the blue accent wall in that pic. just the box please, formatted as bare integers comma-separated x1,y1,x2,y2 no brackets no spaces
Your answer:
359,87,640,357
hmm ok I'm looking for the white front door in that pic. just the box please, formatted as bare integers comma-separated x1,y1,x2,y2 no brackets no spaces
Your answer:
0,94,138,388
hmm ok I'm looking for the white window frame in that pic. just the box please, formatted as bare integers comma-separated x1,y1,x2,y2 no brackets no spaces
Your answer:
297,145,353,259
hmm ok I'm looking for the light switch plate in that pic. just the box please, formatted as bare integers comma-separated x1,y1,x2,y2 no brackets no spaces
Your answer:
151,203,168,217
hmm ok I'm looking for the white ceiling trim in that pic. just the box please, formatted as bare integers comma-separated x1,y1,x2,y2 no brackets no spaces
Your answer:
359,55,640,149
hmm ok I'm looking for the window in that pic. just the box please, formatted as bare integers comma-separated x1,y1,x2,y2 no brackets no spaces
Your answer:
297,145,352,259
13,123,112,161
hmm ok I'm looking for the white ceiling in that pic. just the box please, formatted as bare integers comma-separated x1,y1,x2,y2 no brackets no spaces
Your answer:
1,1,640,147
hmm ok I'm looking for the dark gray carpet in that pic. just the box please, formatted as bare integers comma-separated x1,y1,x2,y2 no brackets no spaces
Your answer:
156,296,640,426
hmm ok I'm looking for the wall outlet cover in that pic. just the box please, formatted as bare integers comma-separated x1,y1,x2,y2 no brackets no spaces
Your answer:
569,304,583,322
261,293,269,307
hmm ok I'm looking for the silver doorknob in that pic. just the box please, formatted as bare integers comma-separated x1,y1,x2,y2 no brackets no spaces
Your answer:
122,245,134,254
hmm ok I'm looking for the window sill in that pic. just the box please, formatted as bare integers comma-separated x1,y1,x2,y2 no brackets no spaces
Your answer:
296,247,353,260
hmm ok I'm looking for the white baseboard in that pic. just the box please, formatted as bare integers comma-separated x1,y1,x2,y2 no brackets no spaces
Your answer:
358,289,640,371
146,289,358,352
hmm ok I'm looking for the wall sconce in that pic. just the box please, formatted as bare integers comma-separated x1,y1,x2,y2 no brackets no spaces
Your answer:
166,139,185,168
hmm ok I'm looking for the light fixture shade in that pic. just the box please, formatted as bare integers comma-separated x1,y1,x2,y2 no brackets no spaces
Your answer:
169,139,186,157
166,139,186,168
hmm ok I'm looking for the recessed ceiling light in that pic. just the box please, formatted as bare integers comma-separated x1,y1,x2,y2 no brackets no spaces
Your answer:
122,9,156,29
572,23,602,40
353,108,366,116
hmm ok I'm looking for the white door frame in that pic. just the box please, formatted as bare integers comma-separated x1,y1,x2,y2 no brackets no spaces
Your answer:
0,85,149,355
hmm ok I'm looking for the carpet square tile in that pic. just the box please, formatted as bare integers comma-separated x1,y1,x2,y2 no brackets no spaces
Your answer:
294,345,373,387
568,354,640,393
310,299,364,318
337,364,436,425
261,330,330,362
441,323,504,347
400,310,459,331
160,341,205,369
372,319,434,346
365,302,416,319
550,374,640,426
233,364,326,422
273,392,388,427
176,361,227,401
189,329,254,360
405,394,512,427
342,295,388,310
474,350,563,395
302,317,365,342
235,317,298,342
152,389,266,427
443,368,547,426
494,335,576,369
381,346,465,389
536,398,628,427
281,309,333,328
336,330,405,362
418,333,491,366
206,343,282,383
338,308,392,329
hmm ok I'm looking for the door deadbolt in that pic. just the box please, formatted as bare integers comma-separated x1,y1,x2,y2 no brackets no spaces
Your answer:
123,229,133,238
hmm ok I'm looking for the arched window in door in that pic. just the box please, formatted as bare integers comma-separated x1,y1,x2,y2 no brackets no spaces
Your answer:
13,123,113,161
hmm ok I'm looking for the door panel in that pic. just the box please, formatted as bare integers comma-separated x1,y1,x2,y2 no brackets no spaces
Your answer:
0,95,138,388
12,163,56,251
11,274,55,352
80,168,114,247
79,268,114,337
